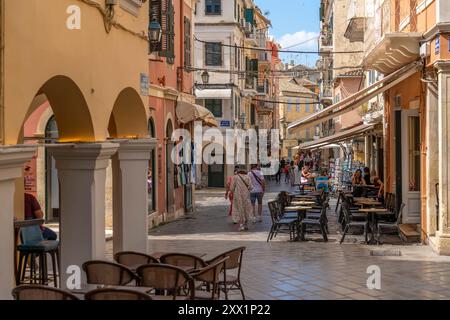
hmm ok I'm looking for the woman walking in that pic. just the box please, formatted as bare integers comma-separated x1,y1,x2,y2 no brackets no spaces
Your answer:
225,166,239,224
230,165,254,231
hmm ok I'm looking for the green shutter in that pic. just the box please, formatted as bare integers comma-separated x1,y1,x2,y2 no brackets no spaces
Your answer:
245,8,254,24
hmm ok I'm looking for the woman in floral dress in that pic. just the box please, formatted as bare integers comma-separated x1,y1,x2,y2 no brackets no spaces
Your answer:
230,166,254,231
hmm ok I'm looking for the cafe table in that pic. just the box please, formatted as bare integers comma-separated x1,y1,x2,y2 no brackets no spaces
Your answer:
354,199,382,208
358,208,390,245
291,201,316,206
283,206,314,223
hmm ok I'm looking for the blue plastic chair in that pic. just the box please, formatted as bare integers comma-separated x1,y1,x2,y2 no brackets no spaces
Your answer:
17,225,60,287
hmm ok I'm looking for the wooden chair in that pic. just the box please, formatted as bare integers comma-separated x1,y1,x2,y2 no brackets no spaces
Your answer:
376,203,406,244
136,264,195,300
299,199,329,242
191,257,229,300
206,247,246,300
267,201,297,242
160,253,207,273
114,251,159,271
85,288,152,300
340,202,369,244
82,260,138,286
12,284,79,300
16,225,60,287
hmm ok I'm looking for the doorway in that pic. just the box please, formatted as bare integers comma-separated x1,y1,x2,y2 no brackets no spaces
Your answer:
401,110,421,224
208,150,225,188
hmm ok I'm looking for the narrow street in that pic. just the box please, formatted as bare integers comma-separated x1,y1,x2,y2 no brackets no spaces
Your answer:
113,181,450,300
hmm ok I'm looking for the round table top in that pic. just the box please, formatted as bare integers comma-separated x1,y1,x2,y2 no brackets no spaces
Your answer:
291,201,316,205
358,208,389,213
285,206,314,211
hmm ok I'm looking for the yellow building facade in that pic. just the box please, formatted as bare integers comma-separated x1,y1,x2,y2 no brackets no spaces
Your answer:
0,0,155,298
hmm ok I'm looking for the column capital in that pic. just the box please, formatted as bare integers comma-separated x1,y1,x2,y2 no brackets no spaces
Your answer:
112,139,157,161
48,142,119,171
434,60,450,74
0,146,37,181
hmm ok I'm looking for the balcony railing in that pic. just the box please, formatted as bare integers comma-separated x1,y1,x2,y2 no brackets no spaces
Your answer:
345,0,366,42
320,82,333,100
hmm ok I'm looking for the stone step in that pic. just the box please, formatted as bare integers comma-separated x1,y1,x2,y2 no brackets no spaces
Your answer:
399,224,420,242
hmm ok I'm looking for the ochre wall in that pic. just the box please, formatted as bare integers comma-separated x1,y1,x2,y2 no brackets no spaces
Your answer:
3,0,150,145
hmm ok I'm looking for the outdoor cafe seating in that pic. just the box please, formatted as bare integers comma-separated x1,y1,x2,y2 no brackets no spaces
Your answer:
267,190,329,242
338,191,405,245
11,247,246,301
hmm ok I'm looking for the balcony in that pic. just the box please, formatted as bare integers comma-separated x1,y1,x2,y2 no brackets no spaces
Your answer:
243,77,258,96
256,101,274,115
320,81,333,104
244,26,258,46
319,30,333,56
344,0,366,42
363,0,421,74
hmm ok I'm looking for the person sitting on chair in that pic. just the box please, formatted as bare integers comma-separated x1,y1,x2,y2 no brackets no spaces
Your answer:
24,193,57,240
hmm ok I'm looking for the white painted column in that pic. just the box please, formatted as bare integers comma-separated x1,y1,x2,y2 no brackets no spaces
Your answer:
0,146,37,299
111,139,155,254
48,143,119,286
436,61,450,255
426,82,439,238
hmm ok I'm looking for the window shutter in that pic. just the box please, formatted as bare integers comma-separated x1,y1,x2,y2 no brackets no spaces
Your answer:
150,0,162,52
245,8,254,24
159,0,175,63
184,17,191,67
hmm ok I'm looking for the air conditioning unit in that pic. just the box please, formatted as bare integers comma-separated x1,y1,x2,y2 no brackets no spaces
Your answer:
420,42,430,58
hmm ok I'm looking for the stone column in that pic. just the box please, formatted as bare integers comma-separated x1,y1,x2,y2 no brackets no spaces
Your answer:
0,146,36,299
48,143,119,286
426,82,439,237
111,139,156,254
436,61,450,255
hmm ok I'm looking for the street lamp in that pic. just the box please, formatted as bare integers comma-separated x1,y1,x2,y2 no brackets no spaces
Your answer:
148,20,162,53
201,70,210,84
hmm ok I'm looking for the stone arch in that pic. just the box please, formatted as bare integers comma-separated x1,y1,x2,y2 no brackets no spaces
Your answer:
19,76,96,143
165,113,175,138
108,88,148,139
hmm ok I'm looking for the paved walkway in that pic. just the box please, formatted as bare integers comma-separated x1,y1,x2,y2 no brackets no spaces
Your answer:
111,181,450,300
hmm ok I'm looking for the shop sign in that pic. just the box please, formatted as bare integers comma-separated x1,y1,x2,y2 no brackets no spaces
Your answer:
140,73,149,96
220,120,231,127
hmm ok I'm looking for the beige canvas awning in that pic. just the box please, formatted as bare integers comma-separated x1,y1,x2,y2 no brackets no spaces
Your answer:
176,101,218,127
297,123,376,151
288,61,422,132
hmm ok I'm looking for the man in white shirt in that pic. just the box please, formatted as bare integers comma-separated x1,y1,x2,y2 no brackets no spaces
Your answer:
248,164,265,223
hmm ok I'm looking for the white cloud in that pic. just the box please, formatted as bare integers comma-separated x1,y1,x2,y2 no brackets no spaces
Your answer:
278,31,319,50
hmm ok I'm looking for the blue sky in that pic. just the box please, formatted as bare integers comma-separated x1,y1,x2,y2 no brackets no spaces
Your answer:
255,0,320,67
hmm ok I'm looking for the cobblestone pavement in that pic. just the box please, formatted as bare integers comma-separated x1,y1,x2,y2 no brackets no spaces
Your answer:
109,180,450,300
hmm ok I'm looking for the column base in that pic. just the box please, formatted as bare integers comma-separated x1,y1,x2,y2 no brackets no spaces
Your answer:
433,232,450,256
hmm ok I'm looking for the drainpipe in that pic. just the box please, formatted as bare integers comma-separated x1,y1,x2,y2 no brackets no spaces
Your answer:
179,1,184,93
0,0,4,145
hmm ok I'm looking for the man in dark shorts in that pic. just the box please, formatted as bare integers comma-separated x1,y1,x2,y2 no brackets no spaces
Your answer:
24,193,57,240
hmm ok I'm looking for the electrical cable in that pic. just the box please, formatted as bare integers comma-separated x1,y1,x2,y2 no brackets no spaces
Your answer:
194,36,364,54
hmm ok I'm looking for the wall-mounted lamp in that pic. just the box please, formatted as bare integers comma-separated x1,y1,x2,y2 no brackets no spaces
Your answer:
201,70,210,84
149,20,162,43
